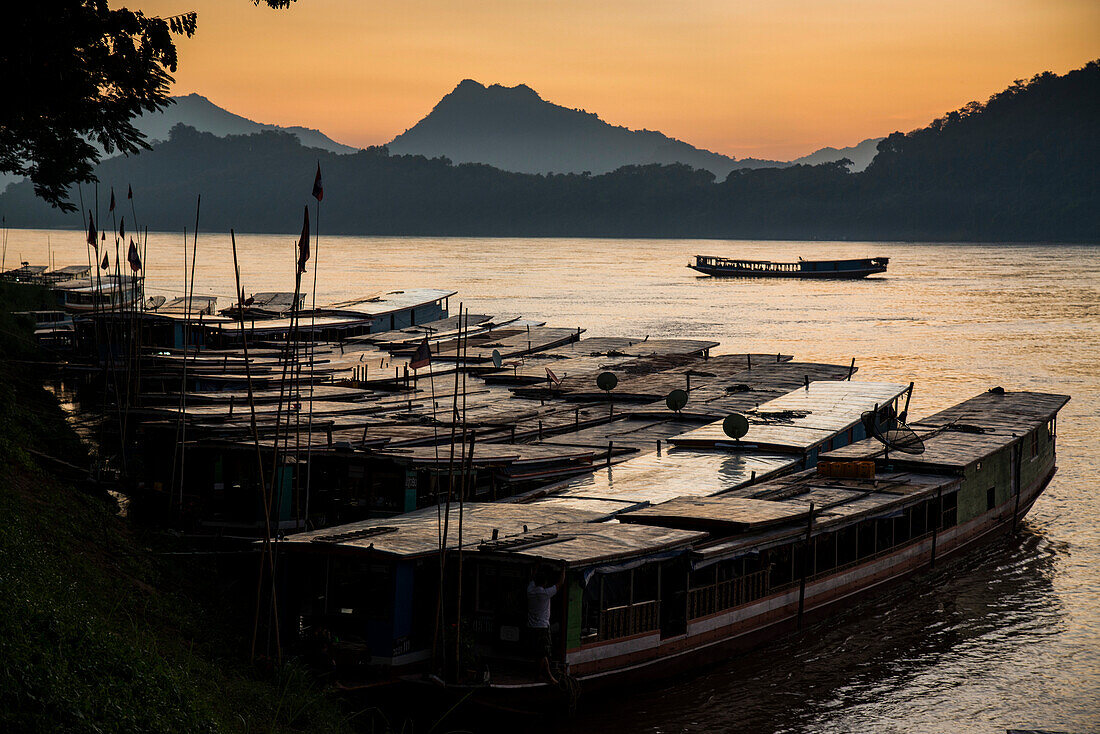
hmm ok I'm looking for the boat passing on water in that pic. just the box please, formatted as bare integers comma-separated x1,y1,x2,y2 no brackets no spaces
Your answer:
690,254,889,279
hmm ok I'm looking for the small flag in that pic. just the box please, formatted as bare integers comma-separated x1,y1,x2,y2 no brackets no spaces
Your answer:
109,188,115,212
86,212,97,250
119,216,125,240
312,163,323,202
296,205,310,274
127,238,142,272
546,367,562,386
101,251,109,270
410,336,431,370
127,184,133,200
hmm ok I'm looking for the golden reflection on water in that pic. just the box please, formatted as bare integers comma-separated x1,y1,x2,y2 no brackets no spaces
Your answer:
8,229,1100,732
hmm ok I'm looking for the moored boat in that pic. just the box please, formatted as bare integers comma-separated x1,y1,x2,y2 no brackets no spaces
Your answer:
276,388,1067,708
690,254,889,279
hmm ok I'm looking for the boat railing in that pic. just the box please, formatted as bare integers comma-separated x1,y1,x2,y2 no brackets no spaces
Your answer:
599,599,661,640
696,256,799,272
810,529,936,582
687,568,771,619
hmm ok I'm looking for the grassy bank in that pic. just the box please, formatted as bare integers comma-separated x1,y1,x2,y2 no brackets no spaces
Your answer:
0,283,354,733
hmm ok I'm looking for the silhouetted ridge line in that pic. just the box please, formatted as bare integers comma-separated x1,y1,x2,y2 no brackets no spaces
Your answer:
2,61,1096,242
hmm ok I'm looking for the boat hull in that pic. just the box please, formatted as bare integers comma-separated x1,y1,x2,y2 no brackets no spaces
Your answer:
446,463,1055,708
689,264,887,279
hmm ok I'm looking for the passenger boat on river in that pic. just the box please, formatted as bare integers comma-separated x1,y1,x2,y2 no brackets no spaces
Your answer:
690,254,889,279
277,389,1066,708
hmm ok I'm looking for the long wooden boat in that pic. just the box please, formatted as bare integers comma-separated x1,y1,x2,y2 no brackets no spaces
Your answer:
690,254,888,279
275,389,1067,709
451,390,1068,707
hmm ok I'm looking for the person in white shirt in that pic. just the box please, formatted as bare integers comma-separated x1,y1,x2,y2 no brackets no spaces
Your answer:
527,563,565,684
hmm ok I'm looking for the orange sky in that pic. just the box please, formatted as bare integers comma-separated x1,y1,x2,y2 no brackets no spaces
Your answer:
134,0,1098,160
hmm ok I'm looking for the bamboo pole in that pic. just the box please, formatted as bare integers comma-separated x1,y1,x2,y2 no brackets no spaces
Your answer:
234,230,280,664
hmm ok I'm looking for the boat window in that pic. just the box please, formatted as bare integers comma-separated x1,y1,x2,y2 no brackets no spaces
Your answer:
875,518,894,553
837,526,858,566
942,492,958,528
814,533,837,575
911,500,928,536
769,545,793,586
987,486,996,511
894,510,912,545
691,565,717,588
857,520,876,559
602,570,631,609
633,564,659,603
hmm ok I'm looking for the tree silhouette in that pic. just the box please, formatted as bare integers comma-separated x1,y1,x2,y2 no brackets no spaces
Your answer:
0,1,296,212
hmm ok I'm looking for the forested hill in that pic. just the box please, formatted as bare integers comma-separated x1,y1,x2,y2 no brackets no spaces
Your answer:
386,79,782,177
2,62,1097,242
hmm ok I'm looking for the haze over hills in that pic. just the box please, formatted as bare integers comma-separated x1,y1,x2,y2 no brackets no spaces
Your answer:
133,93,357,154
0,82,882,194
387,80,880,177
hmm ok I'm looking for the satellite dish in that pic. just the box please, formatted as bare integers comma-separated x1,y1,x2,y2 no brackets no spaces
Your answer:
596,371,618,392
146,295,166,311
723,413,749,440
860,404,896,437
862,407,925,455
491,349,503,369
666,388,688,413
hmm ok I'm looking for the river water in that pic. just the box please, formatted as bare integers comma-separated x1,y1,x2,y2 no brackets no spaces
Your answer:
6,230,1099,732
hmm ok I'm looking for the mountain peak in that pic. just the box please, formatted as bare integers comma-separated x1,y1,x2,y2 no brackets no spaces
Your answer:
391,79,742,176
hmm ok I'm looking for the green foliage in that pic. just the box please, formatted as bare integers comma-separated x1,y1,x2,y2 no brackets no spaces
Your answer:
0,291,352,733
0,1,198,211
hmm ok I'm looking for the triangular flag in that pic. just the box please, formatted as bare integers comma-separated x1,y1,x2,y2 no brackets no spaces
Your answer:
86,212,97,250
109,188,115,212
296,205,310,274
119,216,125,240
312,163,323,202
127,238,142,272
410,336,431,370
101,251,109,270
127,184,133,200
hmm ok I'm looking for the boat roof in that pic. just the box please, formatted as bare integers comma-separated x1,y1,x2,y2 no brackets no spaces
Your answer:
157,295,219,315
373,443,599,468
670,380,910,451
532,447,800,509
327,288,456,317
280,502,603,560
821,390,1070,470
473,521,706,567
4,264,48,275
55,275,142,292
48,265,91,276
644,469,961,563
912,390,1070,431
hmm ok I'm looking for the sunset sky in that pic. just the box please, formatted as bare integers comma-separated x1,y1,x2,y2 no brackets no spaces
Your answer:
135,0,1098,160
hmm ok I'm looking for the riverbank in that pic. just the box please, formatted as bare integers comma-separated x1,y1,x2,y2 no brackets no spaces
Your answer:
0,283,353,733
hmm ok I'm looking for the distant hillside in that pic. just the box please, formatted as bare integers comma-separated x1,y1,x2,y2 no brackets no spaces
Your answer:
791,137,883,171
2,62,1095,242
0,93,356,195
134,93,357,154
387,80,786,177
